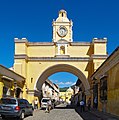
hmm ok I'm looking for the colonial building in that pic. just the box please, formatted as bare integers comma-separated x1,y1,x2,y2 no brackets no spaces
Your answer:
71,79,85,106
59,87,74,103
42,79,59,101
0,64,25,99
13,9,107,106
91,46,119,117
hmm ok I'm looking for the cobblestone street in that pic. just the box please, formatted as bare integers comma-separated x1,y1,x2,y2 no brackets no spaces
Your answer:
24,104,82,120
24,103,102,120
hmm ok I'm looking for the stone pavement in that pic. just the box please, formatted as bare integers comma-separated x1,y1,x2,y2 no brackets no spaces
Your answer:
89,108,119,120
24,103,84,120
75,106,119,120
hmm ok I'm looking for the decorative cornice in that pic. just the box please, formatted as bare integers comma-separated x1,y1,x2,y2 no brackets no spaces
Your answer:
28,42,54,46
14,54,28,60
15,54,109,62
28,57,90,61
70,42,90,46
14,54,90,61
91,54,108,59
14,38,28,43
92,38,107,43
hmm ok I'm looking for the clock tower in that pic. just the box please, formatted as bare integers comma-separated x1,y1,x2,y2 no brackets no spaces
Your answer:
52,10,73,43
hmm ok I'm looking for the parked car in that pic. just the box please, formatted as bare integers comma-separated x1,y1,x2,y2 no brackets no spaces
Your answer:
41,98,54,109
41,97,50,109
0,97,33,120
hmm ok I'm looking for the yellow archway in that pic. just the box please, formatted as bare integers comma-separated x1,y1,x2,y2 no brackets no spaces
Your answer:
35,64,90,95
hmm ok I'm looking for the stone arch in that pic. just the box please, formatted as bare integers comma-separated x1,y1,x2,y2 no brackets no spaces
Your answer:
35,64,90,95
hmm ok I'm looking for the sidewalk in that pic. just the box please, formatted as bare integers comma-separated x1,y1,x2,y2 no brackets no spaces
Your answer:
68,104,119,120
89,108,119,120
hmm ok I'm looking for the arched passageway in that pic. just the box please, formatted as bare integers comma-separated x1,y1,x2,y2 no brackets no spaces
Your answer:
35,64,90,95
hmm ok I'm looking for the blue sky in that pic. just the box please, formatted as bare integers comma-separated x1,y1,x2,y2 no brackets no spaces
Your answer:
0,0,119,88
49,72,77,88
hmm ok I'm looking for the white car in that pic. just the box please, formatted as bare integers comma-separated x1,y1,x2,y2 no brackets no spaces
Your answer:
41,98,54,109
41,98,50,109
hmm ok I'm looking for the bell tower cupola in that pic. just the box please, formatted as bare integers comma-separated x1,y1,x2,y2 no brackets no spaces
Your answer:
52,9,73,43
59,9,67,18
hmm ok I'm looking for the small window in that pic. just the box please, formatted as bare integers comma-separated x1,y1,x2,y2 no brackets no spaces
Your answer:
62,13,63,17
60,46,65,54
31,78,33,83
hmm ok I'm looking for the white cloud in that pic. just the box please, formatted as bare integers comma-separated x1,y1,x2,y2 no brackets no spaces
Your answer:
56,81,74,85
65,82,73,85
57,82,65,85
54,80,58,83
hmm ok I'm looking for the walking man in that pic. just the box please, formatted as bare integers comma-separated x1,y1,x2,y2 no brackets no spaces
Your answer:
34,99,38,110
94,97,98,109
47,99,52,113
80,99,85,112
45,99,52,113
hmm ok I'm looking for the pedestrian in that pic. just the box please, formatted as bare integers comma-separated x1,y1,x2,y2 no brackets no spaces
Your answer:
68,100,71,105
45,104,48,113
47,99,52,113
80,99,85,112
87,97,91,111
94,97,98,109
34,99,38,110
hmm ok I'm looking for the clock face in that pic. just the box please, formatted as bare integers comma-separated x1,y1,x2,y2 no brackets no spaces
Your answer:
58,26,67,37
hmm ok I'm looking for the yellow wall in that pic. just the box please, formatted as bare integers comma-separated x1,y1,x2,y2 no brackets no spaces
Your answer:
107,63,119,116
15,42,27,55
59,90,73,103
59,92,66,101
28,46,55,57
94,41,107,55
0,79,4,98
93,59,106,71
14,59,27,78
27,44,91,57
68,45,90,57
92,48,119,116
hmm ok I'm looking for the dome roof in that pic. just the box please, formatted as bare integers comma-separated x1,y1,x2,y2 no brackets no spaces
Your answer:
59,9,67,14
56,9,69,22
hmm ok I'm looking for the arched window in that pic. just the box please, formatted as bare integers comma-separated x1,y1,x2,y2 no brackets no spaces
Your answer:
62,13,63,17
60,46,65,54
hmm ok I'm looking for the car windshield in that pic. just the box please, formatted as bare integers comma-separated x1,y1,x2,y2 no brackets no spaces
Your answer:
42,99,49,102
0,98,16,104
